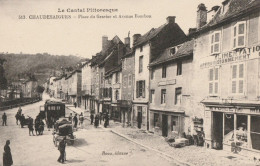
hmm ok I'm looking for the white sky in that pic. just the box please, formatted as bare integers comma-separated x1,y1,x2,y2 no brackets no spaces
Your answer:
0,0,223,59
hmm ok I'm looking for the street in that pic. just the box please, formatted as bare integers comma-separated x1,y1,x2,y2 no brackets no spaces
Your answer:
0,94,179,166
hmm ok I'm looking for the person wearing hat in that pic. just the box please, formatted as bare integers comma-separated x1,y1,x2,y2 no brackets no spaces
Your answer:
57,137,66,163
3,140,13,166
2,113,7,126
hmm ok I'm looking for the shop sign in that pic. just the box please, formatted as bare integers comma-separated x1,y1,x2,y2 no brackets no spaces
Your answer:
200,45,260,68
210,107,236,113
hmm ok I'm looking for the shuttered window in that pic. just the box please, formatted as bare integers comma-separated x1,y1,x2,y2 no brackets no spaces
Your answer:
231,63,244,94
136,80,145,98
233,22,246,49
210,31,221,55
209,68,219,95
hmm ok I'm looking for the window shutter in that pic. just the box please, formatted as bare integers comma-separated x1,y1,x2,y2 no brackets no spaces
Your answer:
232,81,236,93
215,68,219,80
232,65,237,79
142,81,145,98
239,64,244,78
136,81,139,98
209,83,213,94
215,82,218,94
239,80,243,93
209,69,214,81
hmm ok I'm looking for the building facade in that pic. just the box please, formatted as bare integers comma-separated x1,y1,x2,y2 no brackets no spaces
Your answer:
149,40,195,138
192,0,260,156
133,16,187,130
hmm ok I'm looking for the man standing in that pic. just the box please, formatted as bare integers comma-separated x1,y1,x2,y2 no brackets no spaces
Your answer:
57,137,66,163
20,114,25,128
2,113,7,126
3,140,13,166
73,114,78,129
15,112,19,125
79,112,84,128
90,114,94,125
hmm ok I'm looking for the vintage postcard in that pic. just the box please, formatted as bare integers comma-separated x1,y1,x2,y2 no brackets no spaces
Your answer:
0,0,260,165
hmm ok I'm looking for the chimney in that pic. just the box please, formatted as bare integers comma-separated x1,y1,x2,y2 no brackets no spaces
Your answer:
188,28,197,35
133,34,141,44
207,6,220,22
124,37,130,48
196,3,207,29
166,16,176,24
102,35,108,52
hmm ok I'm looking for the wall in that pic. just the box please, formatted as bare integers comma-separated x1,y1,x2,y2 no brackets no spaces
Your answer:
122,55,135,101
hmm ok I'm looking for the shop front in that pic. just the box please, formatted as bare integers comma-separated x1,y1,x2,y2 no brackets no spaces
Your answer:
118,100,132,126
149,110,184,137
111,103,121,122
204,102,260,156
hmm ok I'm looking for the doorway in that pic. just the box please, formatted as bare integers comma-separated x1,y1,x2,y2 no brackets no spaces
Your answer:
137,111,142,129
213,112,223,149
162,114,168,137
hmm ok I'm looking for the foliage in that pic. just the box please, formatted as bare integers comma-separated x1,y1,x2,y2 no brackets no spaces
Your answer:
36,85,45,94
0,57,8,89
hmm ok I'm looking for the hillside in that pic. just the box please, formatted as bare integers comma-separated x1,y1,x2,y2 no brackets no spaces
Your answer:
1,53,82,85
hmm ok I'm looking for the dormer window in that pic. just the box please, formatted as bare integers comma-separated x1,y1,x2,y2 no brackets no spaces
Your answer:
233,21,246,49
170,47,176,55
210,31,221,55
140,46,143,52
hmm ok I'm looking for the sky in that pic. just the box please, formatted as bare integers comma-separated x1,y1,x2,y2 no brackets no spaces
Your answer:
0,0,224,59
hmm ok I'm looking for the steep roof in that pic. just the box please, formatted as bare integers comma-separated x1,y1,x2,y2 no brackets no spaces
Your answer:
134,24,166,47
198,0,260,32
149,39,194,67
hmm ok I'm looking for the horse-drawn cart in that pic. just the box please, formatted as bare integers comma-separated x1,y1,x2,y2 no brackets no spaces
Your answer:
52,118,76,147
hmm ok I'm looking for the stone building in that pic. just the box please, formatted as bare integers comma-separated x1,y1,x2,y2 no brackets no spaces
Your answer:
148,39,194,137
191,0,260,156
81,59,92,110
66,70,82,105
120,38,134,126
133,16,187,130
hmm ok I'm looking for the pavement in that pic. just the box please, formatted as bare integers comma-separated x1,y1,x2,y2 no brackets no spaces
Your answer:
67,105,259,166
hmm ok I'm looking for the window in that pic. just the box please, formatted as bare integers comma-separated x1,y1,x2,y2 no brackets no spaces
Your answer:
150,90,155,103
151,69,155,80
177,61,182,76
139,56,143,73
115,72,120,83
210,31,221,54
162,65,167,78
140,46,143,52
100,72,103,84
154,113,159,127
115,90,119,100
231,63,244,94
123,76,128,87
170,47,176,55
233,22,246,49
175,88,182,105
161,89,166,104
128,74,132,86
136,80,145,98
209,68,219,95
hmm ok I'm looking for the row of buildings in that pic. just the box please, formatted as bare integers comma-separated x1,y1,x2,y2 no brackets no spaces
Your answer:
46,0,260,156
0,76,39,101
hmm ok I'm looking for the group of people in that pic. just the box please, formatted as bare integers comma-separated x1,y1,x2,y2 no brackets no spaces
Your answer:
90,112,109,128
68,112,84,129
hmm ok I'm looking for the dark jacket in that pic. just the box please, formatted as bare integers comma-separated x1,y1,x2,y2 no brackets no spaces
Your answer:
3,144,13,166
58,140,66,152
2,114,7,120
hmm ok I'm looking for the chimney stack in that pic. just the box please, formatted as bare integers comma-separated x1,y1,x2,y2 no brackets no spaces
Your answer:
133,34,141,45
124,37,130,48
166,16,176,24
102,35,108,52
188,28,197,35
196,3,207,29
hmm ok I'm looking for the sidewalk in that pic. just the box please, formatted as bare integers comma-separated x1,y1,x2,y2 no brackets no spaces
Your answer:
66,105,258,166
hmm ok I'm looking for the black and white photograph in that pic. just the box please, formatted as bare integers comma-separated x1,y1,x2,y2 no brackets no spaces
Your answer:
0,0,260,165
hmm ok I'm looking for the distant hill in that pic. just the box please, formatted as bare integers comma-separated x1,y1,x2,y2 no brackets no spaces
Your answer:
1,53,82,85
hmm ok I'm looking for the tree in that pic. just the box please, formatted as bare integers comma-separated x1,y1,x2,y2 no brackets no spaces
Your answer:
36,85,45,94
0,58,8,90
